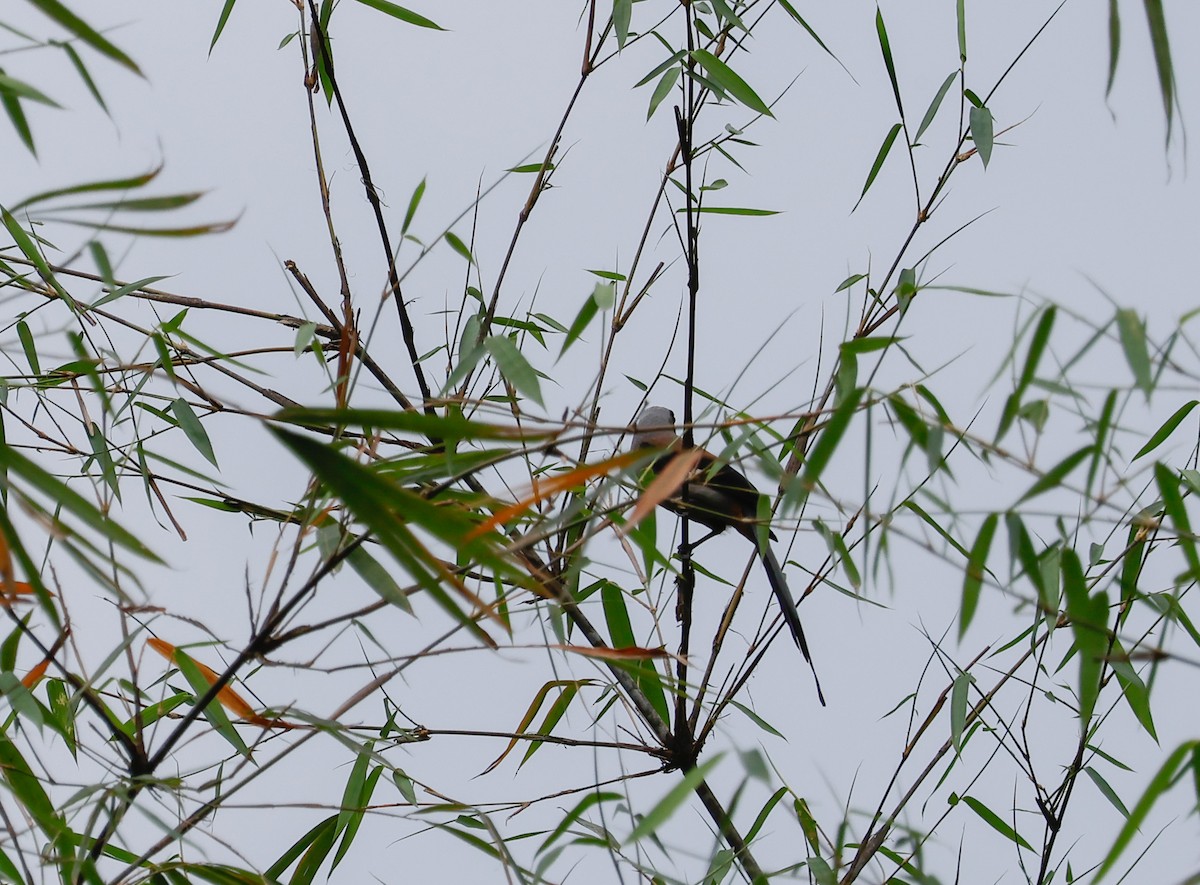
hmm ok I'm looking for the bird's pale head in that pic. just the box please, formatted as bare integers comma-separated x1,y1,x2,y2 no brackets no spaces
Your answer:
631,405,679,450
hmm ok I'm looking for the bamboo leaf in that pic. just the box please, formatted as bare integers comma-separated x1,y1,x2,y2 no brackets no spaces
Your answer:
484,335,543,405
1018,445,1092,503
853,123,902,210
25,0,142,75
1133,400,1197,460
170,397,219,468
210,0,238,51
626,755,722,843
961,513,998,638
960,795,1034,851
969,104,994,167
351,0,443,30
690,50,773,117
1116,308,1153,397
1095,741,1198,880
914,72,958,142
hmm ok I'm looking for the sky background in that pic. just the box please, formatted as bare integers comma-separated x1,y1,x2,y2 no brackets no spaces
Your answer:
3,0,1199,882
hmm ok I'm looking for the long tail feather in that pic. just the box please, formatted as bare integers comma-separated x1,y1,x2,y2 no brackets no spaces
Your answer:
760,544,826,705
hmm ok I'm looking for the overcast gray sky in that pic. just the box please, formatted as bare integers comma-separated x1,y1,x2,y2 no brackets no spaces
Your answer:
3,1,1199,882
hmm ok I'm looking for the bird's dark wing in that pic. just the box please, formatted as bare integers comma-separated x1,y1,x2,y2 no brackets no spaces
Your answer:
648,450,775,540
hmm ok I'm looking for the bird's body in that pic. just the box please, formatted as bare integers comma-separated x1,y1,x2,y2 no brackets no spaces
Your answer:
631,405,824,703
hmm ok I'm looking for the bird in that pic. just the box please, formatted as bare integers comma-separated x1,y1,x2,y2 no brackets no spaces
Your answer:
631,405,824,703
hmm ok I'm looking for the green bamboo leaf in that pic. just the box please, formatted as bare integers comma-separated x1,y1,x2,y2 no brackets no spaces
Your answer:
484,335,543,405
600,580,633,644
332,751,381,869
997,306,1055,441
835,273,866,293
1134,400,1197,460
0,731,65,839
814,519,860,589
444,231,473,263
51,217,236,237
16,320,40,375
794,797,820,854
1155,463,1200,576
914,72,958,142
969,105,994,167
774,0,837,61
2,206,75,307
0,846,22,882
0,443,159,561
170,397,219,468
647,65,680,121
46,679,78,757
1095,741,1198,880
602,579,666,719
853,122,902,210
0,73,35,155
1086,390,1117,497
266,810,336,877
58,41,108,112
346,544,413,613
13,167,162,211
1105,0,1121,96
1084,766,1130,818
961,513,998,638
520,683,579,767
1141,0,1174,142
1062,550,1107,727
274,407,550,443
677,206,780,216
1005,512,1047,606
47,193,204,213
902,501,969,559
841,336,901,355
25,0,142,75
86,425,119,500
1107,641,1157,741
173,650,250,758
874,8,904,118
799,387,863,494
401,177,425,235
613,0,632,48
538,791,623,855
1019,445,1092,503
92,275,171,308
709,0,746,32
289,815,339,885
0,71,62,107
960,795,1034,851
950,670,974,753
560,281,612,358
690,50,773,117
956,0,967,61
352,0,444,29
1116,308,1153,397
728,699,784,739
634,51,687,89
626,755,722,844
272,428,508,647
808,855,836,885
210,0,238,51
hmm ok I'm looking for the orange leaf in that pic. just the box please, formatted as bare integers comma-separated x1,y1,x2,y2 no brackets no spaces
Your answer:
0,581,38,607
621,448,702,534
146,637,261,723
21,658,49,689
550,644,670,661
468,449,644,540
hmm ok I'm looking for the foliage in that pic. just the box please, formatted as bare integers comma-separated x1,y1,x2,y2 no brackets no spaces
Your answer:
0,1,1194,883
